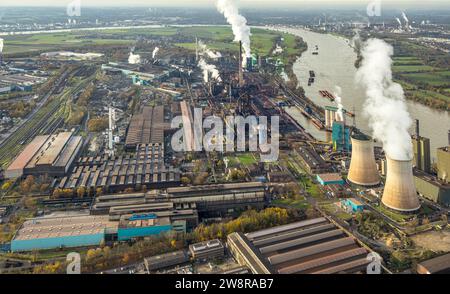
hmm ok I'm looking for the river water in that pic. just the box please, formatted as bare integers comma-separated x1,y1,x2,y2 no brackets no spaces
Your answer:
271,26,450,161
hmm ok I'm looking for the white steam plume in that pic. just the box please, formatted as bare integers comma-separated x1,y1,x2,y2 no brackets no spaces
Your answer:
334,86,344,122
152,47,159,59
198,58,221,83
395,18,402,26
356,39,413,161
128,52,141,64
216,0,251,66
0,38,4,53
198,40,222,59
401,11,409,24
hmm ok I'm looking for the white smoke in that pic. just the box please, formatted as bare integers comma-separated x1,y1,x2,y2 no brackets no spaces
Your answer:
350,30,361,51
395,18,402,26
198,58,221,83
334,86,344,122
356,39,413,161
0,38,3,53
216,0,251,67
128,52,141,64
198,40,222,59
401,11,409,24
152,47,159,59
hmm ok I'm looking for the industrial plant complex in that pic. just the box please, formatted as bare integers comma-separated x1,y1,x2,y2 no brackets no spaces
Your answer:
0,0,449,279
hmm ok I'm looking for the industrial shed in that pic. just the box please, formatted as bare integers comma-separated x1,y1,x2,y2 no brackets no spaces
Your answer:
11,215,117,252
227,217,373,274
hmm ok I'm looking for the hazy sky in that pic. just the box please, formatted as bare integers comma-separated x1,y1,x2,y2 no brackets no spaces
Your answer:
0,0,449,8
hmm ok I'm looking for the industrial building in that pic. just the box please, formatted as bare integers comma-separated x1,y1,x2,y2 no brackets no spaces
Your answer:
11,215,117,252
414,171,450,206
0,73,46,93
58,143,181,193
316,173,344,186
189,239,225,261
437,146,450,184
412,120,431,174
159,182,268,217
332,121,351,152
91,182,267,222
125,106,165,150
227,217,373,274
347,132,381,187
144,250,190,273
341,198,365,213
295,146,331,175
5,131,83,179
117,213,180,241
416,253,450,274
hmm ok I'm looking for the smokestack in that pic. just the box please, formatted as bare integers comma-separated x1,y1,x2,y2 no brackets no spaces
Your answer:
415,119,420,138
382,157,420,212
239,41,244,87
347,132,381,186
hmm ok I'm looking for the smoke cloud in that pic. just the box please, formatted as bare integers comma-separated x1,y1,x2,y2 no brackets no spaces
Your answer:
395,18,402,26
401,11,409,24
128,52,141,64
198,58,221,83
198,40,222,59
334,86,344,122
0,38,4,53
216,0,251,66
356,38,413,161
152,47,159,59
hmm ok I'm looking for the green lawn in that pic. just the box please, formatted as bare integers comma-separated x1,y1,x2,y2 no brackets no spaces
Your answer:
236,153,257,165
272,198,310,210
393,65,436,73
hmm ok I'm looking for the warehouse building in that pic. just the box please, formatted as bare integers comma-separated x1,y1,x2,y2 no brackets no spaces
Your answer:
227,217,373,274
144,250,190,273
160,182,268,217
117,213,183,241
11,215,117,252
58,144,180,193
189,239,224,261
414,170,450,207
295,146,331,175
125,106,165,150
5,131,83,179
416,253,450,274
316,173,345,186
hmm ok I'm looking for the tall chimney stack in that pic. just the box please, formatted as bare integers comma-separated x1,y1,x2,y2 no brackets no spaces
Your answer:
415,119,420,138
239,41,244,87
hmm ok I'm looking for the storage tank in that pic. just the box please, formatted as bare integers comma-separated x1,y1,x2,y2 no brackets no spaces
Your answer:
347,132,380,186
381,157,420,212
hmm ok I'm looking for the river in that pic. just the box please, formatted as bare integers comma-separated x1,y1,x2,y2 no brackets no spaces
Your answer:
272,26,450,161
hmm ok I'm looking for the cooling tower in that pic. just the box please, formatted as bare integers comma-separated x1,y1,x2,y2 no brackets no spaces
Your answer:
381,157,420,212
347,133,381,186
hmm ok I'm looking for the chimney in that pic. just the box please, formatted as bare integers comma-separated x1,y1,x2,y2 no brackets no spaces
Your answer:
347,132,381,186
415,119,420,138
239,41,244,87
381,157,420,212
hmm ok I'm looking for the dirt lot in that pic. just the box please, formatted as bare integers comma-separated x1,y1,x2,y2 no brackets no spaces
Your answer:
411,229,450,252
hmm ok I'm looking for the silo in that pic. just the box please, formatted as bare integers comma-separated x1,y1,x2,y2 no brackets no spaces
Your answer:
381,157,420,212
347,132,381,186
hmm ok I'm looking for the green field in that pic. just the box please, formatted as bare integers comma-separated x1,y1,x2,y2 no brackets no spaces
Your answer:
3,26,302,61
400,71,450,87
272,198,310,210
